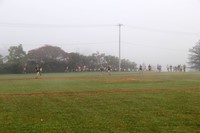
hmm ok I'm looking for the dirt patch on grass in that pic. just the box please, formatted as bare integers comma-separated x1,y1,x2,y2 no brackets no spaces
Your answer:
0,75,199,97
0,75,160,83
0,88,200,97
102,78,163,83
0,75,121,82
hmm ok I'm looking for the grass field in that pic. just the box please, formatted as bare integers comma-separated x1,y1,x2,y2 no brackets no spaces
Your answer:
0,72,200,133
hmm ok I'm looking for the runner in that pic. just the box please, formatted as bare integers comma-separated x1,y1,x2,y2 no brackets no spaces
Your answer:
107,65,111,75
35,65,41,78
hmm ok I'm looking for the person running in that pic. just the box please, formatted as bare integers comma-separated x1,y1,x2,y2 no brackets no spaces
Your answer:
35,65,41,78
107,65,111,75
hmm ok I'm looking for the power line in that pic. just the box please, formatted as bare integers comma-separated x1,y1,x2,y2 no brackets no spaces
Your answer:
56,41,118,46
0,22,198,36
0,22,115,28
126,25,200,36
123,41,188,53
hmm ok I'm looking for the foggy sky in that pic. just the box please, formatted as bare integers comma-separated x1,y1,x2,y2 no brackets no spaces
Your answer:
0,0,200,67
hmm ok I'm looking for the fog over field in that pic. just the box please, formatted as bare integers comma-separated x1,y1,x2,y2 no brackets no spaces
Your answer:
0,0,200,67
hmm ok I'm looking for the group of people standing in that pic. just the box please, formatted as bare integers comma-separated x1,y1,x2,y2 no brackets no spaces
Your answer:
138,64,187,72
167,64,186,72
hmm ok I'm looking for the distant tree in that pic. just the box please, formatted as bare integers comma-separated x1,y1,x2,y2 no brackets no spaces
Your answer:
93,51,106,66
188,40,200,70
27,45,68,62
0,54,3,64
0,54,4,73
0,44,138,73
5,44,26,73
27,45,69,72
67,52,88,71
87,52,106,69
103,55,136,71
104,55,119,70
6,44,26,64
121,59,137,70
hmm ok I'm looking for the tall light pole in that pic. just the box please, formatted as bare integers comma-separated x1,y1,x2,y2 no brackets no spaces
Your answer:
118,24,123,72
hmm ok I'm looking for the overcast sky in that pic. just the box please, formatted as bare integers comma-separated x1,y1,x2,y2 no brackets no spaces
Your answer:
0,0,200,67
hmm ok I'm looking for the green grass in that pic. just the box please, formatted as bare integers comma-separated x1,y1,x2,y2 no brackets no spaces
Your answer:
0,72,200,133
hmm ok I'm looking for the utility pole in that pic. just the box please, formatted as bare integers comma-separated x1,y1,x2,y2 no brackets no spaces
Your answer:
118,24,123,72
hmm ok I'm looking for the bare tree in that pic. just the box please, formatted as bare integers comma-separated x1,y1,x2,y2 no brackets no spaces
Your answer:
188,40,200,70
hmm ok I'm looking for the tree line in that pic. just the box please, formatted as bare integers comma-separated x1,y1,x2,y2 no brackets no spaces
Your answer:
1,40,200,74
0,44,137,74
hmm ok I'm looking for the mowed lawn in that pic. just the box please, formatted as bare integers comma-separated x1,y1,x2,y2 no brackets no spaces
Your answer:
0,72,200,133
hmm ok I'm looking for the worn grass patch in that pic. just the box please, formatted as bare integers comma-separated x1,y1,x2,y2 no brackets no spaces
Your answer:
0,72,200,132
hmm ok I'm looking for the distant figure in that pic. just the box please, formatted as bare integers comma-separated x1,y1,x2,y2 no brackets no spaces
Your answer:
167,64,169,72
35,65,41,78
65,66,69,72
170,65,172,72
173,66,177,72
100,65,104,72
157,64,161,72
107,65,111,75
139,64,143,72
23,63,27,74
148,64,151,71
39,67,42,76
